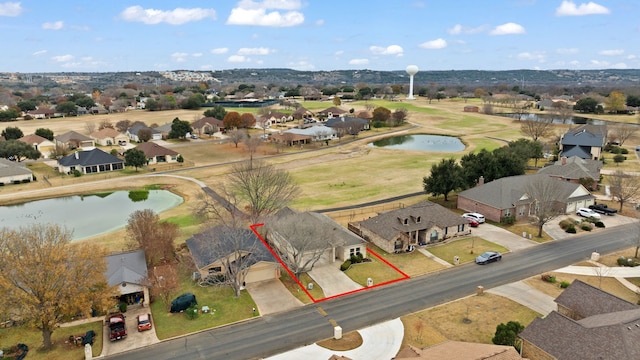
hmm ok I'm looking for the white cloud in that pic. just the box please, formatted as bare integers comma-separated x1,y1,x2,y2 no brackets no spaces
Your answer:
315,19,324,26
556,47,579,55
490,22,525,35
288,60,315,71
119,6,216,25
419,38,447,49
626,55,637,60
599,49,624,56
555,1,610,16
70,25,90,31
51,54,74,62
348,58,369,65
228,55,249,63
227,0,304,27
447,24,485,35
210,47,229,54
42,21,64,30
369,45,404,56
0,2,22,16
516,51,547,62
610,62,627,69
237,47,272,55
334,50,344,56
192,52,203,57
171,52,189,62
32,50,47,56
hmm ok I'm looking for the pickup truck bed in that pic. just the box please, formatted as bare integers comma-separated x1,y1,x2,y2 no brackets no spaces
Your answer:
589,204,617,215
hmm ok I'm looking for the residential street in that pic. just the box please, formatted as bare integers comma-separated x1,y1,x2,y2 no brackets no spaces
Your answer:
112,223,639,360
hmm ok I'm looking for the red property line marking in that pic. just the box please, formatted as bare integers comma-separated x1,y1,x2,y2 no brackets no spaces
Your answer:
250,223,411,303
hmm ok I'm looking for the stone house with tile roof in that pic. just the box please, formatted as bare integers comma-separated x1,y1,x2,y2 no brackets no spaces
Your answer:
350,201,470,254
537,156,602,190
135,142,180,165
560,124,607,160
18,134,55,158
191,116,225,136
457,174,595,223
186,226,281,284
519,280,640,360
265,208,367,269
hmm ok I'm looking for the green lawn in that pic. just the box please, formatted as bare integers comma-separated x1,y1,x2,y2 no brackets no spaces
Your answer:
427,237,509,265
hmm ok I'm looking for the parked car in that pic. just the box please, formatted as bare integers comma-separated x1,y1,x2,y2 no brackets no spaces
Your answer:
475,251,502,265
588,203,617,216
137,313,152,332
463,216,479,227
462,212,485,224
106,313,127,341
576,207,601,220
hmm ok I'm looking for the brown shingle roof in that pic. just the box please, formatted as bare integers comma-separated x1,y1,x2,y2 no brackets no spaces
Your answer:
90,128,123,139
18,134,50,145
394,341,524,359
135,142,179,157
555,280,638,318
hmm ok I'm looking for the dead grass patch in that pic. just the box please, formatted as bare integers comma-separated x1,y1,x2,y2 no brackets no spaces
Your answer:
316,331,363,351
367,244,446,277
279,272,323,303
523,273,639,302
427,237,509,265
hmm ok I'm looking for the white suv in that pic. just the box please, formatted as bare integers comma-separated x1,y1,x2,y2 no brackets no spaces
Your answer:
462,212,485,223
576,207,601,220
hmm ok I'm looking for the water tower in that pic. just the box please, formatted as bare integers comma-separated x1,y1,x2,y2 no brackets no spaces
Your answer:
405,65,419,100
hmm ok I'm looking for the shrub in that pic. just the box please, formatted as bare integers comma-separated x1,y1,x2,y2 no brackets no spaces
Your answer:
621,148,629,154
559,219,574,230
594,221,605,228
185,305,198,320
350,254,358,264
566,224,576,233
118,303,127,312
501,215,515,225
541,274,556,283
559,281,570,288
72,169,82,177
618,256,628,266
356,252,364,262
340,260,351,271
580,223,593,231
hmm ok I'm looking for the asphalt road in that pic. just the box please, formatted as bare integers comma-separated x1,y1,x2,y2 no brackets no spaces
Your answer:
112,223,637,360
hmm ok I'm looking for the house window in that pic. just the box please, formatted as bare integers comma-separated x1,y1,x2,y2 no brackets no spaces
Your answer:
458,224,464,232
505,208,511,217
403,218,408,225
208,266,222,274
518,206,525,216
350,248,355,256
416,216,421,223
430,230,438,241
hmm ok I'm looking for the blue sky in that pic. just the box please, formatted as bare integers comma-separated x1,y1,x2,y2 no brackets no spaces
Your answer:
1,0,637,73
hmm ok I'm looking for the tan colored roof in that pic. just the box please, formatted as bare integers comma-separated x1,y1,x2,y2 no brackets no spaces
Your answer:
91,127,123,139
18,134,50,144
394,341,524,359
135,142,179,157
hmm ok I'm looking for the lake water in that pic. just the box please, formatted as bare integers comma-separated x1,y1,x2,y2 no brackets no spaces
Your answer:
0,190,183,240
368,134,465,152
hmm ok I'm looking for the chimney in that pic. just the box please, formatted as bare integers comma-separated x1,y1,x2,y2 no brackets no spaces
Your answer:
562,156,567,165
477,176,484,186
74,151,79,159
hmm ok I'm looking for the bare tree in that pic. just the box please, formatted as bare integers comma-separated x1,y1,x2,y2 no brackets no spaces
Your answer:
85,122,96,134
520,119,555,142
228,160,299,224
116,119,132,133
98,119,114,130
391,108,408,126
148,264,180,311
552,102,573,124
243,136,262,163
127,209,178,266
608,170,640,212
524,175,567,237
609,125,638,146
227,128,247,148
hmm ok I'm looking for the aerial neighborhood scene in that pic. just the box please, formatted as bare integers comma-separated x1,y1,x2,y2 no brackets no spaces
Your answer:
2,1,640,360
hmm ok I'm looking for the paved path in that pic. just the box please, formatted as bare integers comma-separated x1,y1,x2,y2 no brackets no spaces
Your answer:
308,262,363,298
265,318,404,360
418,248,453,267
245,280,304,316
487,281,557,316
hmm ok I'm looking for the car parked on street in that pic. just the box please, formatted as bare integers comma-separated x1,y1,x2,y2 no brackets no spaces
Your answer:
462,212,485,224
475,251,502,265
576,207,601,220
137,313,152,332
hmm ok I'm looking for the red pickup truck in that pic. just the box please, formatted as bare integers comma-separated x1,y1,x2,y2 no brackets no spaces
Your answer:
107,313,127,341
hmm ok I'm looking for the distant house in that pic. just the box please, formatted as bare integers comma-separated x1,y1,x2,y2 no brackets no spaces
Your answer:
463,106,479,112
18,134,55,158
57,148,124,174
394,341,523,359
54,131,95,150
519,280,640,360
265,207,367,267
269,132,313,146
186,226,281,284
292,106,313,120
127,124,161,142
325,116,370,135
105,250,149,305
280,125,337,143
317,106,347,118
537,156,602,190
153,123,173,139
90,128,129,146
457,174,595,223
0,158,33,185
191,117,225,135
350,201,470,254
136,142,180,164
259,111,292,124
560,124,607,160
26,107,55,119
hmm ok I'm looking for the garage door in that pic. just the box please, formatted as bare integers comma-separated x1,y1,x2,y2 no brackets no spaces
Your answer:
245,263,277,283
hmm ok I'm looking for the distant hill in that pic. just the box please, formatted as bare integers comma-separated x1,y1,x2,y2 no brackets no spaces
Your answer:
2,68,639,88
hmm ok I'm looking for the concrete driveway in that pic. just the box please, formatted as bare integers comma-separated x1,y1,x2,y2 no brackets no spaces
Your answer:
101,304,159,357
471,223,539,251
245,279,304,315
308,262,363,298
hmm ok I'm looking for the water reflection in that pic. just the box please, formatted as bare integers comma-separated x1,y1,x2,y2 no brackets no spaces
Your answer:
0,190,183,240
369,134,465,152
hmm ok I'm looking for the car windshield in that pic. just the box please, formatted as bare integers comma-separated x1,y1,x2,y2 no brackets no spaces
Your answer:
479,252,492,259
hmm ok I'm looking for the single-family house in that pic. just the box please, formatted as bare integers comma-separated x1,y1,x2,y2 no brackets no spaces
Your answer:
393,341,523,359
269,132,313,146
354,110,373,120
519,280,640,360
153,123,173,139
105,250,149,305
191,117,225,136
281,125,337,143
325,116,370,135
0,158,33,185
265,208,367,268
54,131,95,150
136,142,180,164
560,124,607,160
57,148,124,174
537,156,602,190
317,106,347,119
127,124,161,142
90,128,129,146
457,174,595,223
18,134,55,158
186,226,281,284
350,201,471,254
463,106,479,112
26,107,55,119
259,111,293,124
292,106,313,120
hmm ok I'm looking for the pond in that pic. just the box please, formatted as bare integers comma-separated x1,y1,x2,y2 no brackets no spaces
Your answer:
368,134,465,152
0,190,183,240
